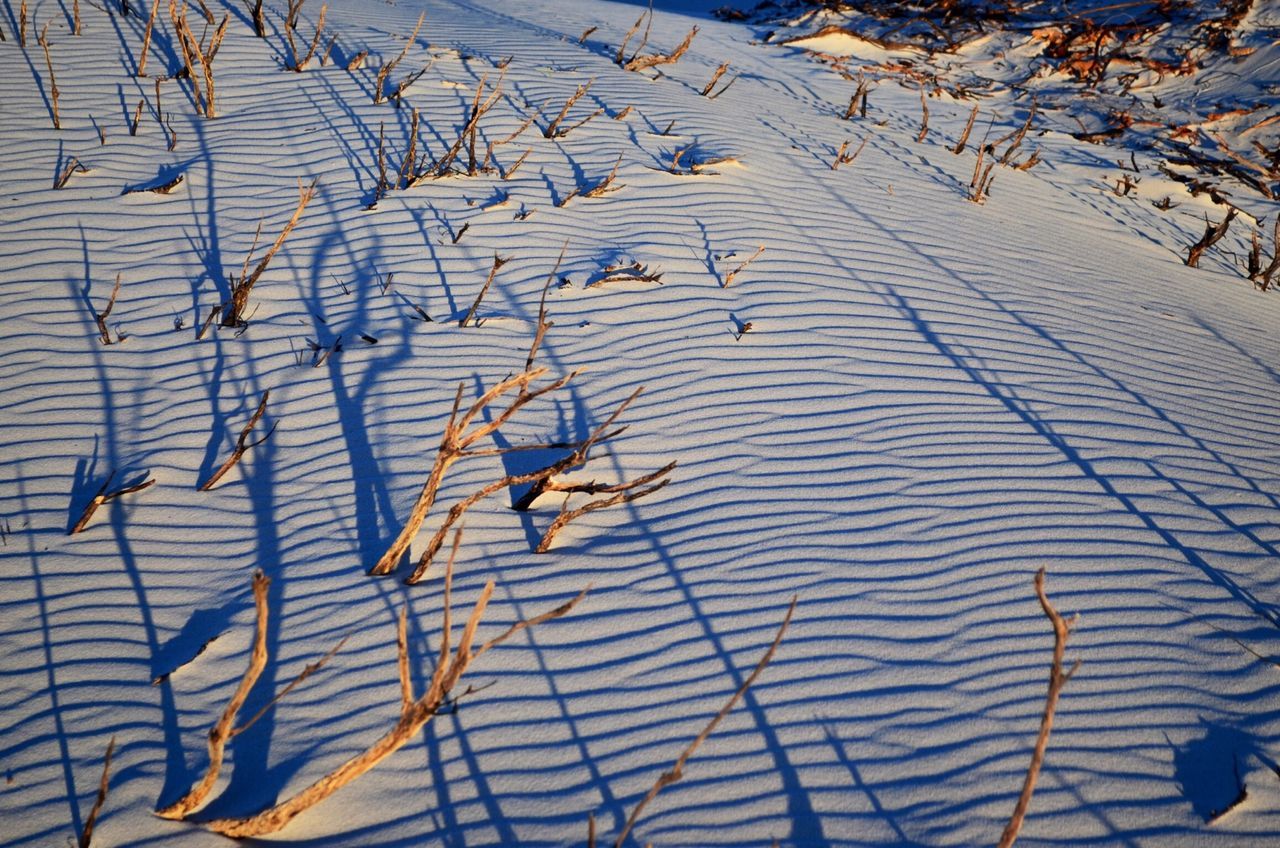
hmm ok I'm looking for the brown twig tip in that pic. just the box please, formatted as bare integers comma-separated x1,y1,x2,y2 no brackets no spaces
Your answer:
79,736,116,848
94,274,122,345
723,245,764,287
996,568,1079,848
613,596,797,848
459,254,511,328
373,12,424,103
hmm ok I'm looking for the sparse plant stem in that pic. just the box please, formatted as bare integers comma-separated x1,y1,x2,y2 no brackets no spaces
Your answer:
535,461,674,553
612,596,796,848
224,178,318,326
916,85,929,143
39,24,60,129
72,0,80,35
459,254,510,328
137,0,160,75
78,736,116,848
832,138,865,170
996,568,1079,848
130,98,143,134
723,245,764,287
953,105,979,154
199,390,275,490
544,78,593,138
701,62,728,96
373,12,423,104
624,25,697,72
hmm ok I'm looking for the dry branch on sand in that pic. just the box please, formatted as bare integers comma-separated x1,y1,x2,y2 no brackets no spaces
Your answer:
544,79,597,139
69,471,156,534
137,0,161,75
369,368,581,578
831,138,866,170
223,178,318,326
1185,208,1237,268
534,460,674,553
373,12,424,104
283,0,327,72
996,568,1079,848
604,597,796,848
199,390,275,490
78,736,116,848
93,273,122,345
38,24,60,129
1247,219,1280,290
723,245,764,287
459,254,510,328
616,3,697,73
170,2,228,119
557,155,623,207
159,544,586,837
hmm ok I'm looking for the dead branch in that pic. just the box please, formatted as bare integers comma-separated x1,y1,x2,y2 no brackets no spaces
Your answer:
723,245,764,287
544,79,594,138
612,595,796,848
137,0,161,75
78,735,116,848
615,7,648,65
94,273,122,344
459,254,511,328
624,26,697,72
1250,218,1280,290
535,460,674,553
155,570,270,820
996,568,1080,848
69,471,156,534
526,240,566,373
701,62,728,96
953,105,978,154
368,368,581,577
191,535,586,836
916,84,929,143
558,155,623,207
55,157,87,189
1185,208,1237,268
199,390,275,490
373,12,424,103
832,138,866,170
224,177,318,326
39,24,60,130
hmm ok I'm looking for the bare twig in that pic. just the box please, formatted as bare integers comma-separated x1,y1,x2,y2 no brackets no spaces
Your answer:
996,568,1080,848
39,24,60,130
700,62,728,96
723,245,764,287
69,471,156,534
94,274,122,345
1185,209,1238,268
156,571,270,820
373,12,424,104
78,736,116,848
612,596,797,848
225,178,318,325
199,390,275,490
459,254,511,328
916,84,929,143
535,461,674,553
953,105,979,155
137,0,161,75
624,26,697,72
544,79,594,138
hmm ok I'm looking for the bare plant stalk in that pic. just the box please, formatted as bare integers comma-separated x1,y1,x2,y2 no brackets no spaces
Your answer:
1185,209,1238,268
526,240,566,372
373,12,423,104
544,79,593,138
55,157,87,189
137,0,160,75
535,461,674,553
285,1,326,71
19,0,26,48
1253,218,1280,291
39,24,60,129
952,105,978,154
701,62,728,96
996,568,1079,848
579,25,596,43
422,71,505,179
374,121,388,203
831,138,866,170
78,736,116,848
191,535,587,836
398,108,418,189
69,471,156,534
502,148,531,180
72,0,80,35
251,0,264,36
915,84,930,143
723,245,764,287
459,255,510,328
156,571,271,820
130,99,143,135
410,388,643,580
199,390,275,490
624,25,697,72
614,8,647,64
613,596,797,848
94,273,122,344
844,75,868,119
368,369,581,576
558,155,623,207
998,100,1038,165
225,178,318,325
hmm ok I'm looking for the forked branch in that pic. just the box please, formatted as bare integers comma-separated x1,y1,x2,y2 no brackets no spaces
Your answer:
199,390,275,490
69,471,156,534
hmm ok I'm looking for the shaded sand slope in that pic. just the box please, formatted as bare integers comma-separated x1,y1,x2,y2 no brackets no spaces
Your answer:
2,0,1280,845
